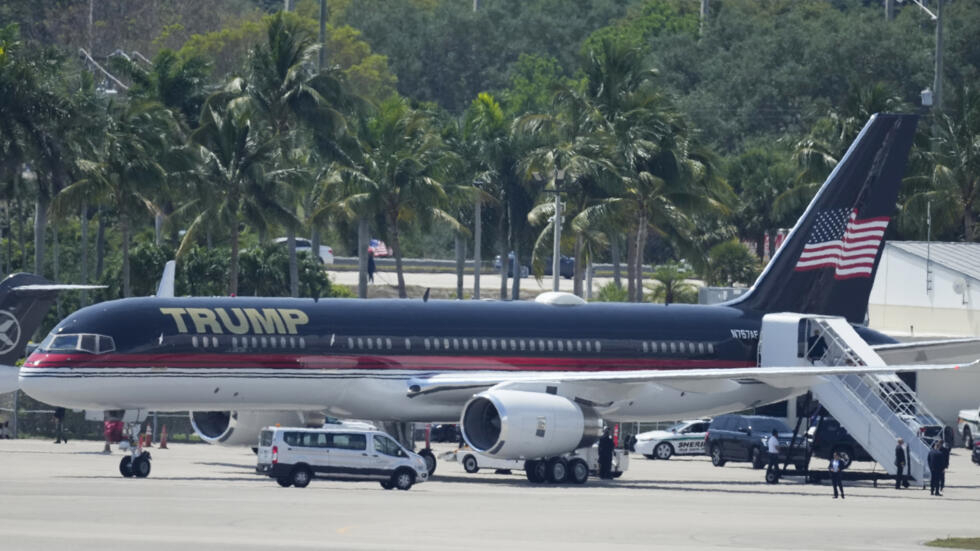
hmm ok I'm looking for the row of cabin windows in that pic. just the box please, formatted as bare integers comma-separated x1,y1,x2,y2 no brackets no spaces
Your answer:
343,336,603,354
191,335,307,350
642,341,715,356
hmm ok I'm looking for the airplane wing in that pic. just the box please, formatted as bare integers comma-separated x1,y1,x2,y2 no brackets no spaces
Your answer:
873,338,980,365
406,360,979,399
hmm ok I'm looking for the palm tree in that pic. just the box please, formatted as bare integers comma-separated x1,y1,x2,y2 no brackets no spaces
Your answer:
340,97,464,298
0,24,72,278
184,84,282,295
644,262,698,305
900,88,980,241
247,12,359,296
573,40,728,301
55,99,174,297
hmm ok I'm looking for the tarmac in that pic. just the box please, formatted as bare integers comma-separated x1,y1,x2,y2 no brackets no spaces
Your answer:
1,439,978,550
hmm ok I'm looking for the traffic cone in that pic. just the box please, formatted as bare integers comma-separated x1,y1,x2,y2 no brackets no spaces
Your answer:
159,425,168,449
138,433,144,449
145,428,152,448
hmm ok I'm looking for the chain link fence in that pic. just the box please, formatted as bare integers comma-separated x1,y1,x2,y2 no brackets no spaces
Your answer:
0,390,198,442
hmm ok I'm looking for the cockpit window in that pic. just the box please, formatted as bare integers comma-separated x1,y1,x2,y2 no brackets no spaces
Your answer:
40,333,115,354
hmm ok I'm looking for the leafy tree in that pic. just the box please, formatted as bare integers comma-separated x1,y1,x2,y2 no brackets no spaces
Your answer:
704,239,760,287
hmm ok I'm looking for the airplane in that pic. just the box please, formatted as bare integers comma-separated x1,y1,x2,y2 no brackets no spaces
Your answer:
16,113,977,481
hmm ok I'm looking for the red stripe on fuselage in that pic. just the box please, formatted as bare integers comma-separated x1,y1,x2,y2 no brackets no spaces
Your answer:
27,353,754,372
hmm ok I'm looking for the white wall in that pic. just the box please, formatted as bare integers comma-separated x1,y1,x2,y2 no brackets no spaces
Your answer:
869,246,980,338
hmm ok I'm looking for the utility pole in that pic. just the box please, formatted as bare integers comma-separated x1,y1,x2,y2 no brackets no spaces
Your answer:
473,192,482,300
934,0,944,111
319,0,327,70
700,0,710,36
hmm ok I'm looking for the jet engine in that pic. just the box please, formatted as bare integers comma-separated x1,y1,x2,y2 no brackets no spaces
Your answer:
460,390,602,459
189,410,309,446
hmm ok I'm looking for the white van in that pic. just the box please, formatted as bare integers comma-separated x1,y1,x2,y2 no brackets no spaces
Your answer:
256,427,428,490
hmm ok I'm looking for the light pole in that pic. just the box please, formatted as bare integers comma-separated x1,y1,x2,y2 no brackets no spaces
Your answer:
908,0,944,111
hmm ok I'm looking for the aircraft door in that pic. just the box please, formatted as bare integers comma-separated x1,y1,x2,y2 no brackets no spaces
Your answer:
759,313,812,368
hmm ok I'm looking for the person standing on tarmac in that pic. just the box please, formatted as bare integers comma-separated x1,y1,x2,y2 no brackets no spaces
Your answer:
766,428,780,482
598,427,614,479
53,407,66,444
928,441,947,496
829,451,845,499
895,438,908,489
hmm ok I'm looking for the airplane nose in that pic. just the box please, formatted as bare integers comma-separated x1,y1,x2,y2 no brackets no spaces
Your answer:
0,364,19,393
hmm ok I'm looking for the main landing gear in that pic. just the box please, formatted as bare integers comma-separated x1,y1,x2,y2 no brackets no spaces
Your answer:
524,457,590,485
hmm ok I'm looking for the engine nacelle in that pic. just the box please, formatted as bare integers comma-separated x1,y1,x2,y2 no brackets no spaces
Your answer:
460,390,602,459
189,410,307,446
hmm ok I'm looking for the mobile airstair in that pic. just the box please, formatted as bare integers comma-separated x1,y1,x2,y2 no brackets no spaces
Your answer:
760,314,944,485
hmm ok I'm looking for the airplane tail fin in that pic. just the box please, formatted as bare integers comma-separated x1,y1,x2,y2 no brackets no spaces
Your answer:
0,273,61,368
728,113,919,323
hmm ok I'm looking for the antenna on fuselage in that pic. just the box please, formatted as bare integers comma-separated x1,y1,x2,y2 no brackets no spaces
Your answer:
156,260,176,298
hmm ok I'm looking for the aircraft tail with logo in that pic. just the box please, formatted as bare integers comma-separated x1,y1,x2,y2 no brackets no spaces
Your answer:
0,273,101,393
729,113,919,324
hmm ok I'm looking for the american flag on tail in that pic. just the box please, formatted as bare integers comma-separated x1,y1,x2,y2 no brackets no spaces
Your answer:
369,239,390,257
794,208,889,279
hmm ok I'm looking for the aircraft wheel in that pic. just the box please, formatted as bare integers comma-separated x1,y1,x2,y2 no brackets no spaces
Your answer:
462,454,479,474
524,460,545,483
419,448,437,476
568,458,589,484
546,457,568,484
133,453,151,478
119,456,134,478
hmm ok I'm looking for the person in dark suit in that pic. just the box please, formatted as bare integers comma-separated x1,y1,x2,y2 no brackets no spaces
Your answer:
598,428,614,479
367,249,376,283
894,438,907,489
53,407,66,444
829,451,845,498
928,441,946,496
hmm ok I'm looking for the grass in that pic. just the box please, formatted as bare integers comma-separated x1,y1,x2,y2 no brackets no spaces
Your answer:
926,538,980,549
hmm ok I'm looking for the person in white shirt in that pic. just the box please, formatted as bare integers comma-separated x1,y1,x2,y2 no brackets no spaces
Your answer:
766,429,781,482
829,451,845,498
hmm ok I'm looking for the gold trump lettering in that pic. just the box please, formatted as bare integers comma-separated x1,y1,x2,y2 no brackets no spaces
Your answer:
160,307,310,335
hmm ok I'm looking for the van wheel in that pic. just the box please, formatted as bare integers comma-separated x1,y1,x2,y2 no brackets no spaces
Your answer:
276,477,292,487
419,448,437,476
546,457,568,483
462,455,479,473
119,456,134,478
379,481,394,490
750,447,765,469
291,466,312,488
568,458,589,484
392,468,415,490
710,445,726,467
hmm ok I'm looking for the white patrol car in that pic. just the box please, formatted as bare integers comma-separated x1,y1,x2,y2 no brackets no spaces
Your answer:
634,419,711,460
256,426,429,490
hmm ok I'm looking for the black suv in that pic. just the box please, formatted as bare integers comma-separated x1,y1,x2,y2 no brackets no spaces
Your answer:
705,414,808,469
807,415,872,469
